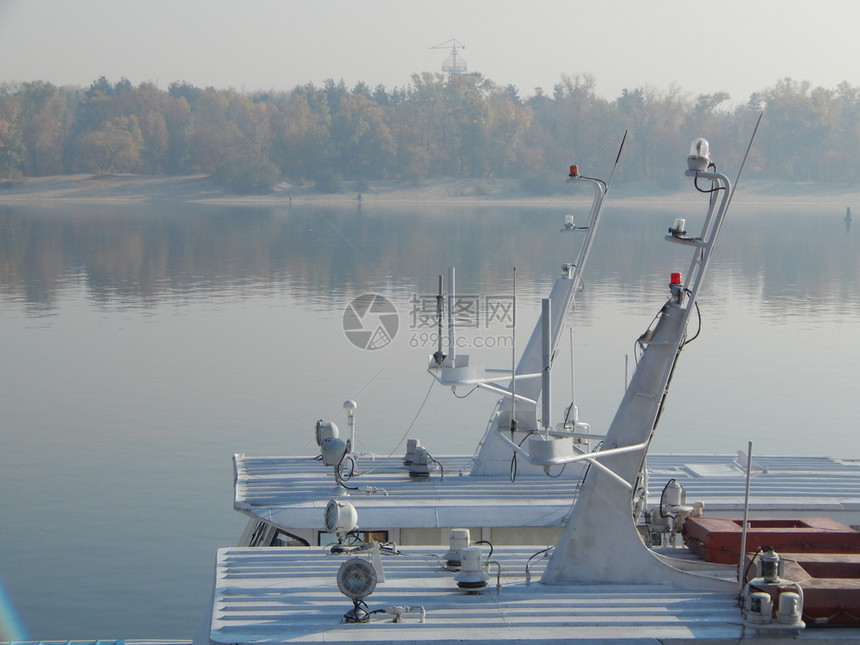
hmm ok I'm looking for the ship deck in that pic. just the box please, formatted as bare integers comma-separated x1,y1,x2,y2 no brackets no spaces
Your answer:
234,453,860,531
204,545,860,643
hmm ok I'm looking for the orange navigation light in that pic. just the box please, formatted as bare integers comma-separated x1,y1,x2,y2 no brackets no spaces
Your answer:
569,165,579,177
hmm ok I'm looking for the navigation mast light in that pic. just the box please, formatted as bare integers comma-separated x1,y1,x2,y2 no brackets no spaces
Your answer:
669,272,684,305
687,137,710,171
668,218,686,237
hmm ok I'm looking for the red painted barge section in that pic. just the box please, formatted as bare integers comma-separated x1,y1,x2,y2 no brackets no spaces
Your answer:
685,517,860,626
743,553,860,626
683,516,860,564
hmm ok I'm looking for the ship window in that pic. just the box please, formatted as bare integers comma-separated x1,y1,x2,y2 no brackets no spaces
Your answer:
318,529,389,547
247,521,269,547
269,530,310,547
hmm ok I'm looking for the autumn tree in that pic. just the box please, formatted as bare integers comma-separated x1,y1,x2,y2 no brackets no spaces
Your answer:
2,72,860,192
272,86,333,182
0,90,24,177
394,73,451,179
331,92,395,180
75,116,143,174
16,81,75,175
484,86,532,177
827,82,860,185
755,78,829,180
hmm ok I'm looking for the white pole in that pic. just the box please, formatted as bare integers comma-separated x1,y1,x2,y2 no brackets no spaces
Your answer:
343,400,357,453
738,440,754,591
510,267,517,433
569,328,575,406
447,267,456,365
541,298,551,435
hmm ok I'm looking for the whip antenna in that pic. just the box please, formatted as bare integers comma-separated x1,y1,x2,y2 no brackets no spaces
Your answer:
727,112,763,210
605,129,628,190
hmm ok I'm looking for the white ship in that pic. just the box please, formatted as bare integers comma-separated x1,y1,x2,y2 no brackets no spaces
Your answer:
191,128,860,642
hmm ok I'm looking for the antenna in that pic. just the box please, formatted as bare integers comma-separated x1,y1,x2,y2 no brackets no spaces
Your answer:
433,274,445,366
510,267,517,435
430,39,467,78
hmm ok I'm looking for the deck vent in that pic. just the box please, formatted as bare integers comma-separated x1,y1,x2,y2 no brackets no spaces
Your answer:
403,438,421,466
442,528,470,569
407,446,431,479
455,546,488,591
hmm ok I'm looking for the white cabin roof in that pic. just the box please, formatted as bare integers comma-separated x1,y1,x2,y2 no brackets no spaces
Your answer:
649,453,860,519
206,545,860,643
233,453,860,531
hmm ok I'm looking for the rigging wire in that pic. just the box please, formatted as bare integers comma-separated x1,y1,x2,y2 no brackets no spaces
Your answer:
354,376,439,479
244,358,395,503
321,211,378,271
242,434,316,506
251,129,632,498
386,376,437,458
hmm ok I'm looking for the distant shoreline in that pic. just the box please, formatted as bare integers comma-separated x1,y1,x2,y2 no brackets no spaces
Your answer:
0,173,858,208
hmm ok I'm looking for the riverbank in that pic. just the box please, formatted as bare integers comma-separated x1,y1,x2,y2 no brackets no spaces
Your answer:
0,173,858,207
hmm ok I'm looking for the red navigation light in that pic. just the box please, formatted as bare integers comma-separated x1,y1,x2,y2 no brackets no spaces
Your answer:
670,272,682,285
569,165,579,177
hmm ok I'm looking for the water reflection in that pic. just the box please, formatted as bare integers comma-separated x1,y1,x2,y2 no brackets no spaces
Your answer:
1,202,858,315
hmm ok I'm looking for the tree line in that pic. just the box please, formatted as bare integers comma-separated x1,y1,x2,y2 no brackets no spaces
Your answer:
0,73,857,193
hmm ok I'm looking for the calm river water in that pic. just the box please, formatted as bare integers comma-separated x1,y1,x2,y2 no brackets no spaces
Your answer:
1,193,859,639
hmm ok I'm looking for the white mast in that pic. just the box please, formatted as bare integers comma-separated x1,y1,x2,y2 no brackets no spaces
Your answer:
541,137,748,589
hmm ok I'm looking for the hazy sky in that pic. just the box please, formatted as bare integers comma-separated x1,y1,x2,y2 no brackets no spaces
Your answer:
1,0,858,104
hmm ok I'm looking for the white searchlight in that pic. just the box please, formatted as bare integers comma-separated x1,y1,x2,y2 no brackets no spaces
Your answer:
336,557,377,623
315,419,339,445
325,498,358,552
321,437,349,467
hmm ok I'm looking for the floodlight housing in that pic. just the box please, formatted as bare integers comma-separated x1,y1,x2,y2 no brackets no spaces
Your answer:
336,557,377,623
315,420,339,446
325,498,358,537
337,557,377,600
321,436,348,466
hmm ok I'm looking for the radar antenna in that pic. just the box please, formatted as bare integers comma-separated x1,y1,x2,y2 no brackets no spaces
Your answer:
431,38,467,78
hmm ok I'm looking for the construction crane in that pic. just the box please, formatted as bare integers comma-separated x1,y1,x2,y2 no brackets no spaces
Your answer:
430,39,467,78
